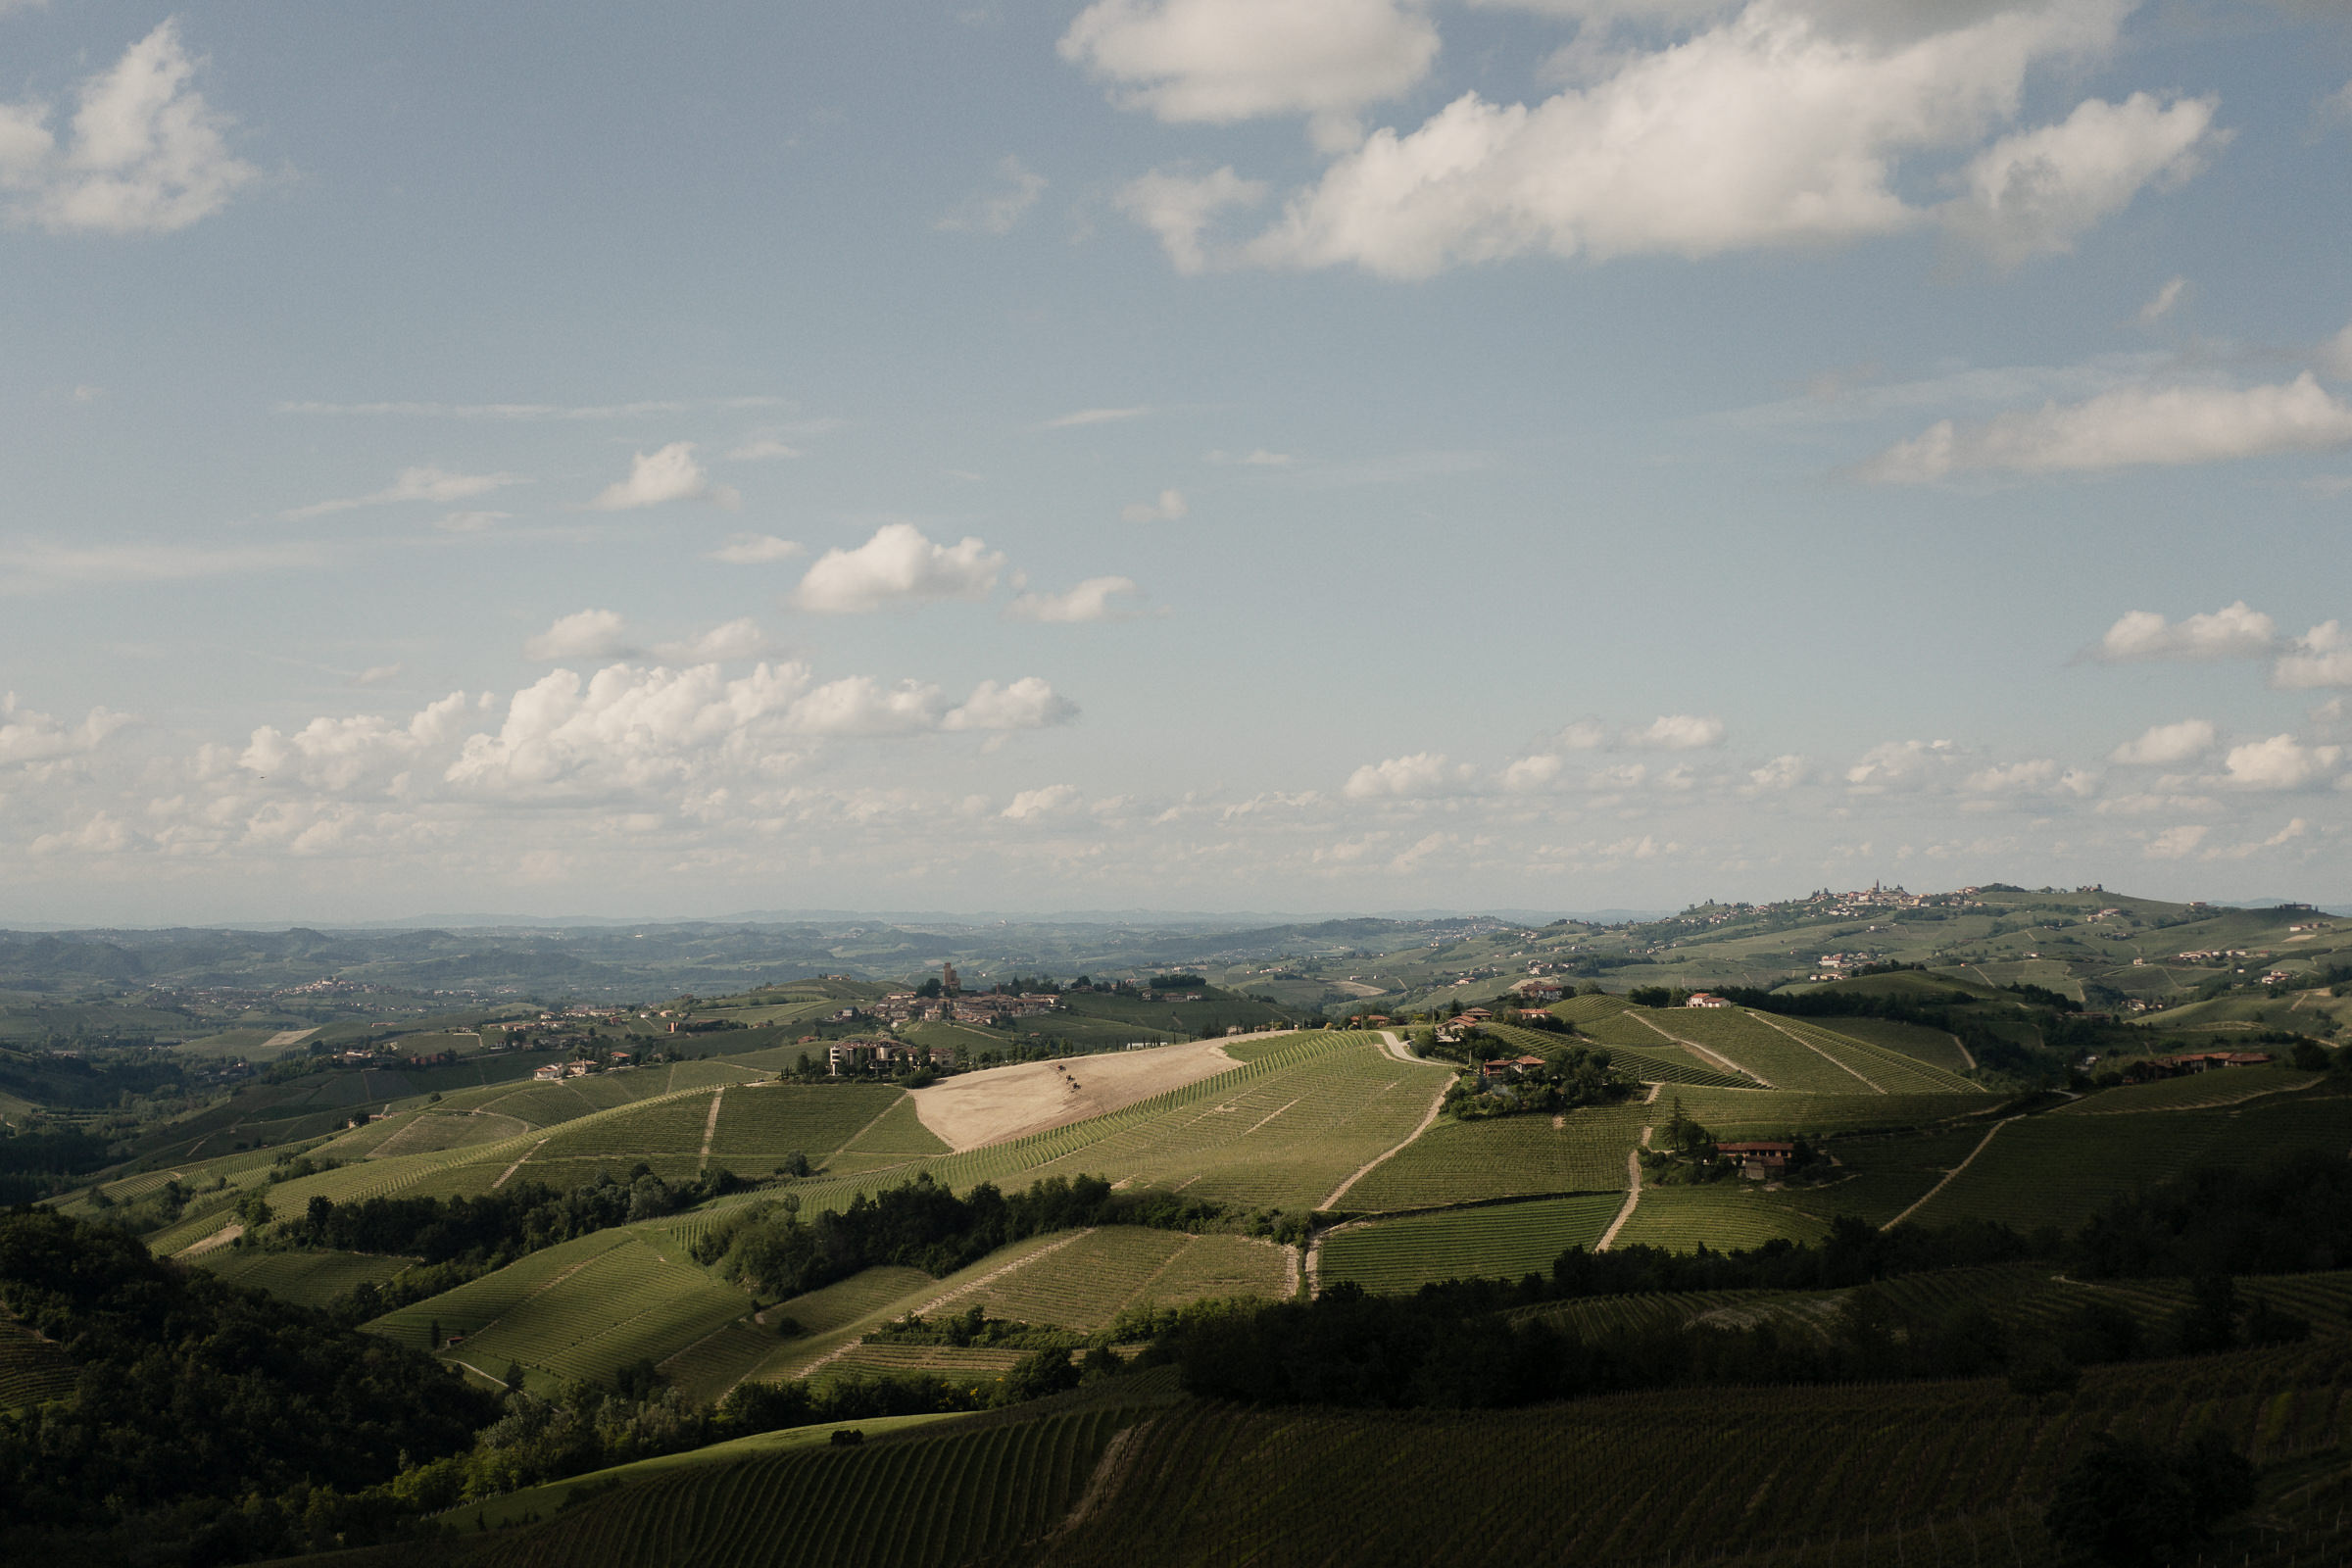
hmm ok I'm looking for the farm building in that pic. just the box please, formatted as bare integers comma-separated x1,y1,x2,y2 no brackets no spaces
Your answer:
1510,977,1567,1003
1717,1141,1793,1179
1684,993,1734,1009
2149,1051,2275,1075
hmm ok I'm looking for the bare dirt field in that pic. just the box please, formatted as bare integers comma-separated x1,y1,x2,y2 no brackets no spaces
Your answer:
908,1033,1285,1152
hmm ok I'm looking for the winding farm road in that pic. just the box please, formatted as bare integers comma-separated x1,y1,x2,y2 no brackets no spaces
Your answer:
1881,1116,2022,1230
1595,1124,1654,1252
1316,1034,1449,1211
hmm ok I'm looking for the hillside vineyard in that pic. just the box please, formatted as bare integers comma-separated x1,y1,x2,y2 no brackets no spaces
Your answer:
5,887,2352,1565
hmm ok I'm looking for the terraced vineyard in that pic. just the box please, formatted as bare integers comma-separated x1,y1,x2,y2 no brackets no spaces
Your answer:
1576,1011,1759,1081
956,1227,1288,1330
371,1230,751,1389
1513,1288,1806,1340
828,1094,953,1163
705,1082,912,1168
142,1081,763,1253
1607,1186,1834,1252
0,1308,76,1409
1475,1021,1750,1088
1905,1092,2352,1232
1548,994,1635,1024
1657,1086,2005,1139
468,1401,1148,1568
194,1247,416,1308
1037,1343,2352,1568
1751,1015,1981,1095
2048,1064,2320,1114
1319,1195,1623,1294
1805,1016,1974,1075
1783,1122,1990,1226
772,1031,1452,1222
1342,1104,1649,1211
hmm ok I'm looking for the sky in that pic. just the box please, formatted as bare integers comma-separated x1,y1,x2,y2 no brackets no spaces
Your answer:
1,0,2349,924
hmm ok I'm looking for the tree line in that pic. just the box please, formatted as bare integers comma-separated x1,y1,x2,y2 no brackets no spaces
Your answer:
690,1171,1221,1300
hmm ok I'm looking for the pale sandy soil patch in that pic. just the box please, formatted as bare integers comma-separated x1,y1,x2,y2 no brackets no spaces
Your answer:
908,1034,1274,1152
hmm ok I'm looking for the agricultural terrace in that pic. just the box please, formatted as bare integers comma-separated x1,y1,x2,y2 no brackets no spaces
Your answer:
1546,994,1635,1024
0,1308,76,1410
371,1229,750,1395
466,1401,1148,1568
141,1080,765,1253
1652,1086,2007,1140
772,1031,1452,1222
704,1082,914,1170
194,1247,416,1309
1605,1187,1834,1252
947,1227,1288,1330
1804,1016,1975,1075
1340,1104,1651,1212
2047,1064,2321,1115
1319,1196,1623,1295
1035,1343,2352,1568
1472,1021,1748,1089
1906,1087,2352,1233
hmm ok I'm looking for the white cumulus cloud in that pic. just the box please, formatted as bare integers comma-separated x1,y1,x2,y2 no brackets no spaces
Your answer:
0,21,261,235
590,442,739,511
942,677,1081,732
1114,168,1267,273
1141,0,2164,278
1344,751,1472,799
790,523,1006,613
0,693,132,763
523,609,637,662
1747,754,1808,790
2091,602,2277,662
1628,713,1726,750
2111,718,2216,765
1002,783,1084,820
2223,734,2343,791
2143,822,2208,858
1845,738,1959,790
1861,375,2352,481
1500,754,1564,792
654,618,774,663
1006,576,1147,622
1942,92,2219,268
2274,621,2352,690
1061,0,1440,148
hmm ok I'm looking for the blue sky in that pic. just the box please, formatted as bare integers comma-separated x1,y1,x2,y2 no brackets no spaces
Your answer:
2,0,2348,922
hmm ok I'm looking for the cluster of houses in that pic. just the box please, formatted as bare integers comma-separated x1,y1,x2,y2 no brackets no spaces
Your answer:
826,1039,955,1075
2133,1050,2275,1078
870,991,1062,1026
533,1057,612,1081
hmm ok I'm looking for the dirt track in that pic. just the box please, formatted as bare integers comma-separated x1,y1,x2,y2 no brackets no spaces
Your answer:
907,1034,1280,1152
